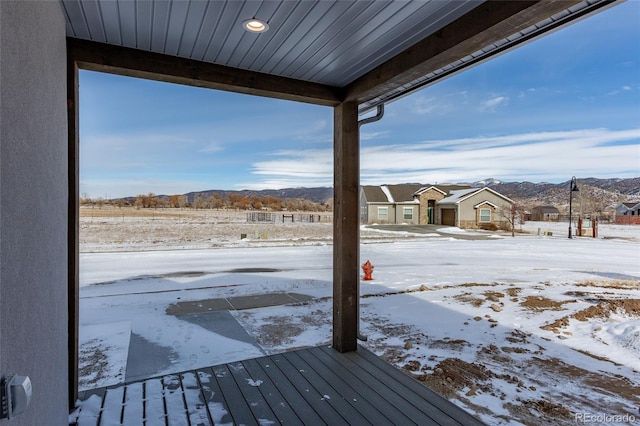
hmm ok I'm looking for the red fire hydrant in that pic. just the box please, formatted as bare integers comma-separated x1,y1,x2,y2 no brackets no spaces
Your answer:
362,260,374,280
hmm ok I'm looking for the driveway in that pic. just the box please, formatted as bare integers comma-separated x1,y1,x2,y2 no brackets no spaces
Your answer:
365,224,501,240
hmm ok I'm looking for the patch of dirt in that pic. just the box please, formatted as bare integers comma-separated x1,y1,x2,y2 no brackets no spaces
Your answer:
365,304,639,426
535,356,640,406
506,287,522,298
484,291,505,302
574,299,640,320
520,296,575,311
502,400,573,425
300,309,332,327
251,316,306,346
78,340,113,388
457,283,493,288
418,358,494,399
542,298,640,333
576,280,640,290
452,292,485,307
430,338,469,350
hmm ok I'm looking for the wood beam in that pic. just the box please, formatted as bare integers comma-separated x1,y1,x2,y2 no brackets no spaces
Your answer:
333,101,360,353
345,0,583,104
67,44,79,409
67,38,343,107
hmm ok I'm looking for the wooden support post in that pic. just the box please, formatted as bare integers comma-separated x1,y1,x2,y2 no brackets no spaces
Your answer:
333,101,359,352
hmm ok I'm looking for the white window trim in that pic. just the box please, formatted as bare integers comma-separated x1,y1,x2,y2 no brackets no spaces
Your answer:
479,208,492,223
403,207,413,220
378,206,388,220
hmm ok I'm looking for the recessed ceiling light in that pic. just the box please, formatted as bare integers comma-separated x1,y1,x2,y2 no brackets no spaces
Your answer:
243,19,269,33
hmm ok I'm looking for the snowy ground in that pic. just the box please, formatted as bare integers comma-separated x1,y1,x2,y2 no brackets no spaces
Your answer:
77,210,640,425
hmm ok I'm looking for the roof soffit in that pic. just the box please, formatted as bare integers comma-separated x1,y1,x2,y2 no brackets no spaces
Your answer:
353,0,618,112
61,0,619,110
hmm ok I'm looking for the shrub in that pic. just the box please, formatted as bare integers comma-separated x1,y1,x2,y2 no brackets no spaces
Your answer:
480,223,499,231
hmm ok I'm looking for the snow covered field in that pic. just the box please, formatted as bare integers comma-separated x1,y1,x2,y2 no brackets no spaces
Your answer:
77,213,639,425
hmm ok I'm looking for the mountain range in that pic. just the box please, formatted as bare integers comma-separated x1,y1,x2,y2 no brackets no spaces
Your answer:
179,177,639,209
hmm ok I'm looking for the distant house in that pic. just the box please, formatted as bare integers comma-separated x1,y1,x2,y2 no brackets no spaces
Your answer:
531,206,560,221
360,184,422,225
614,202,640,225
615,202,640,216
361,184,514,229
436,187,514,229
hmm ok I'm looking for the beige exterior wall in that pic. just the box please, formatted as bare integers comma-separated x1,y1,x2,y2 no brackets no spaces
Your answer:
365,203,419,224
458,191,512,229
367,204,395,224
397,204,420,225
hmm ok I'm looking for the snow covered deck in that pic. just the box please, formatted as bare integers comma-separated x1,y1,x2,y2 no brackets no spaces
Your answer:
70,345,485,425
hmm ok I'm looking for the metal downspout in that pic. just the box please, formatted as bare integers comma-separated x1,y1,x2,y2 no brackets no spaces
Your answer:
356,104,385,342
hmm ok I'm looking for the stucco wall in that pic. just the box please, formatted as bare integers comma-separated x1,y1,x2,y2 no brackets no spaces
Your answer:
367,204,395,224
1,1,69,423
396,204,419,224
458,191,511,223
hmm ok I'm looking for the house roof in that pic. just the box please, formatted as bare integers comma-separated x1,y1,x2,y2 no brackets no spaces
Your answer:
533,206,560,213
415,184,473,196
361,186,392,203
60,0,619,112
385,184,424,203
618,202,640,210
439,187,514,205
439,188,482,204
364,183,476,203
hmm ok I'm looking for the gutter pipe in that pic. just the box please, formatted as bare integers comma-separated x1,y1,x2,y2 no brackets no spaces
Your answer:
355,104,384,342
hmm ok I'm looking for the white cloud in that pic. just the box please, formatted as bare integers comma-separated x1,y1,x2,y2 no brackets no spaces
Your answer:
608,85,634,95
246,128,640,189
480,96,509,112
360,130,390,141
413,96,440,115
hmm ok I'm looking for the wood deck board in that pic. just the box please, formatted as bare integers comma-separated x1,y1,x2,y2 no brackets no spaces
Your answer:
241,358,306,425
349,347,486,426
291,348,398,425
143,378,167,425
209,364,258,426
264,352,350,425
281,350,373,425
308,346,419,425
70,345,486,426
226,360,279,424
101,385,124,424
195,368,233,425
122,382,144,424
181,372,212,426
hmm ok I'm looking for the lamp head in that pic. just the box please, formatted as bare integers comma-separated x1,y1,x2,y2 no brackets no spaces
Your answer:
570,177,579,192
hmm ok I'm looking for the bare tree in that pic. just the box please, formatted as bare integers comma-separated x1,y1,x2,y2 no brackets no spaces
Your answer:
498,203,526,237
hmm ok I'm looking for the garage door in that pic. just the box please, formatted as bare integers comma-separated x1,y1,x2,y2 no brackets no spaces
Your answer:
442,209,456,226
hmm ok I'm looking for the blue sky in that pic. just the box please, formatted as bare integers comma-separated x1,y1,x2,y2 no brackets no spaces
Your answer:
80,1,640,199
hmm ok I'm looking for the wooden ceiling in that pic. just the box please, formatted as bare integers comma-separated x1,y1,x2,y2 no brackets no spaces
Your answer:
62,0,618,112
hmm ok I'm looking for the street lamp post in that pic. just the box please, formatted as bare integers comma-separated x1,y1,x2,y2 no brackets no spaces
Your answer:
568,176,579,239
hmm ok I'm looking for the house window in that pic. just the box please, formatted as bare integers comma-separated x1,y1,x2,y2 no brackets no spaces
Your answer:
403,207,413,220
378,207,388,220
479,208,491,222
